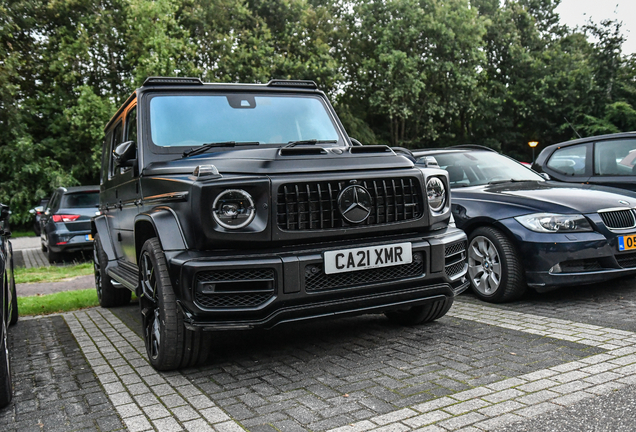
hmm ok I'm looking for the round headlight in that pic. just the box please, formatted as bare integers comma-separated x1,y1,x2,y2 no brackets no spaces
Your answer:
212,189,256,229
426,177,446,212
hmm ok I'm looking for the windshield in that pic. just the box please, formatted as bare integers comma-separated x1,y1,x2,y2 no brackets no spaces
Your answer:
420,151,544,187
149,94,341,147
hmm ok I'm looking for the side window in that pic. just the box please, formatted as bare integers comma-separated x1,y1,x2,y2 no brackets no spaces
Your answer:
546,145,587,176
126,106,137,144
109,121,123,179
101,131,113,185
47,192,60,213
594,139,636,176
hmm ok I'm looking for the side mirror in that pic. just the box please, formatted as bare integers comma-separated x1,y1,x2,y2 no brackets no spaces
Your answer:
113,141,137,167
416,156,440,168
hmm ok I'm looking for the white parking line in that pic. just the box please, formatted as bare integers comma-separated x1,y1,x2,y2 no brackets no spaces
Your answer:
328,301,636,431
64,309,242,432
65,301,636,432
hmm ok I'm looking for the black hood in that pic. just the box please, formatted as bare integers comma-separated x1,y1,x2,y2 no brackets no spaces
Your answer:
453,181,636,217
143,147,414,176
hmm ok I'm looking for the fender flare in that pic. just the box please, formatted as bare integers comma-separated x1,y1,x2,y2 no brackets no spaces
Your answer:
92,215,117,261
134,207,187,258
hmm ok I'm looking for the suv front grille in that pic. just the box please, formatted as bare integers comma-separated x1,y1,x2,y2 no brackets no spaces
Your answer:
305,252,424,292
277,177,423,231
599,209,636,229
194,268,275,309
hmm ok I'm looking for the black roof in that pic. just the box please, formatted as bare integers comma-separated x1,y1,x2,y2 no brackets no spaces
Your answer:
56,186,100,194
105,77,322,131
543,131,636,152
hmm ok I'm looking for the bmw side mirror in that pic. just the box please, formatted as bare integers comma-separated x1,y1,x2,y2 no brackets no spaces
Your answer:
113,140,137,167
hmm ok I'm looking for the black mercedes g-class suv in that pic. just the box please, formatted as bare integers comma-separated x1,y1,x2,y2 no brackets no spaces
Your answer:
93,77,468,370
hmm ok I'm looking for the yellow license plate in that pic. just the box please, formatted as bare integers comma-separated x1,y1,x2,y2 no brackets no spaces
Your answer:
618,234,636,251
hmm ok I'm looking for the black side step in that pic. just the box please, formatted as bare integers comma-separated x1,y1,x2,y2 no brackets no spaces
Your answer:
107,261,139,291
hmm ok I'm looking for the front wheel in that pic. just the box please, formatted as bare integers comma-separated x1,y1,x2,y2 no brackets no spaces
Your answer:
385,297,454,325
139,238,211,370
467,226,526,303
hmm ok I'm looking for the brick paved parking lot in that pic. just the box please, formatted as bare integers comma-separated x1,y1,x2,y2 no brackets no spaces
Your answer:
2,276,636,431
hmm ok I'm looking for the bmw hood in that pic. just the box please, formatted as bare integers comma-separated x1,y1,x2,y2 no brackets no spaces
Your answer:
455,181,636,216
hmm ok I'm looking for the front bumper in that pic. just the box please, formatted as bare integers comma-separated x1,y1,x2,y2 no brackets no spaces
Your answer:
499,218,636,292
166,228,468,330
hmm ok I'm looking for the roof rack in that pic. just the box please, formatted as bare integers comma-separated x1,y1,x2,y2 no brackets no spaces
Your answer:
452,144,497,152
267,79,318,89
143,77,204,86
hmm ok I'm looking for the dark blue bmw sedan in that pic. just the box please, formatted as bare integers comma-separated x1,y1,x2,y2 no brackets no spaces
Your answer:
412,146,636,303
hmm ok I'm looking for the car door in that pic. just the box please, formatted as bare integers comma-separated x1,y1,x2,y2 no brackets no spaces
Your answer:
542,143,592,184
589,138,636,192
117,103,141,263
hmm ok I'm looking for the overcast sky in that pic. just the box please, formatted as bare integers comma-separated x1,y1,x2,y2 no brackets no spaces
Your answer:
555,0,636,54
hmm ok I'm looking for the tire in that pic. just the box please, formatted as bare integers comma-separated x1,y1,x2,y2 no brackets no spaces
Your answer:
94,234,131,308
139,238,211,370
467,226,526,303
0,319,12,408
47,242,62,264
385,297,454,325
9,248,17,326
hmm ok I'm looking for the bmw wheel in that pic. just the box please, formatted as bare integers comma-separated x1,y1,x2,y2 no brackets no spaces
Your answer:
467,227,526,303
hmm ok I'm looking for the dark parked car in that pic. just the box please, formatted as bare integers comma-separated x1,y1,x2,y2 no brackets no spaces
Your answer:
413,146,636,303
0,203,18,408
29,198,49,236
40,186,99,263
532,132,636,192
93,76,468,370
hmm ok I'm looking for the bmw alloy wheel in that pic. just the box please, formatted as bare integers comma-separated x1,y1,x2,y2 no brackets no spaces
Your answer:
468,235,502,296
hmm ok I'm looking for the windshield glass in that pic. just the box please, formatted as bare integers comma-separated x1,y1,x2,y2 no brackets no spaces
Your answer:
419,151,544,187
61,192,99,208
150,94,341,147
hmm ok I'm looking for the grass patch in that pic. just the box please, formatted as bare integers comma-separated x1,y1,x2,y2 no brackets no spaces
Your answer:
15,262,93,284
18,289,99,315
11,229,36,238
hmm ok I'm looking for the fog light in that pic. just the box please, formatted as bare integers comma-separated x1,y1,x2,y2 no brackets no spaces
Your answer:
549,263,562,274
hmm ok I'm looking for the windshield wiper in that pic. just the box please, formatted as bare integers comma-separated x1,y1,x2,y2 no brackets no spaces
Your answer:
488,179,536,185
284,139,338,148
182,141,260,158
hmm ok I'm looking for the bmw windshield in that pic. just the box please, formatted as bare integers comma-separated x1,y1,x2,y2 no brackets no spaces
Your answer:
149,94,343,148
422,151,545,188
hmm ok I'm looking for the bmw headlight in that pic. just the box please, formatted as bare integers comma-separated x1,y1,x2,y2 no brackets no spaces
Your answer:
212,189,256,229
515,213,593,233
426,177,446,212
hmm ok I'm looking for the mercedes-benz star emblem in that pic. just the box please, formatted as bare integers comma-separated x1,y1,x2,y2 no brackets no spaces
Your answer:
338,185,372,224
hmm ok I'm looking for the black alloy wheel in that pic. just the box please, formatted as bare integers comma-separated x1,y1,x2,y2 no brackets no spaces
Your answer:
139,238,211,371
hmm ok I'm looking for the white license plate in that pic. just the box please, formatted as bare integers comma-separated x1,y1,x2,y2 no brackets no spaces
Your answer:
323,242,413,275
